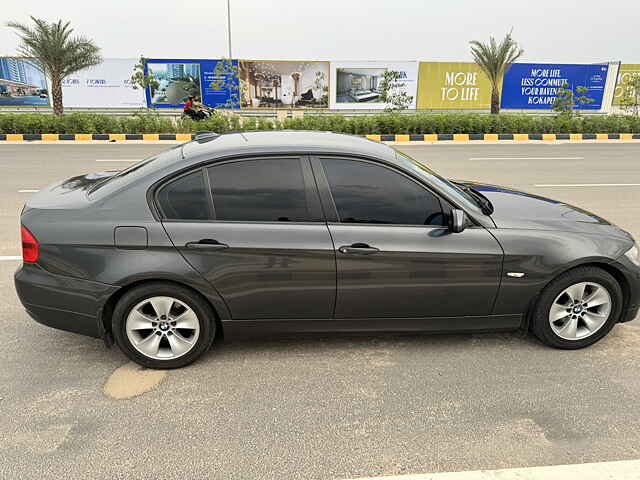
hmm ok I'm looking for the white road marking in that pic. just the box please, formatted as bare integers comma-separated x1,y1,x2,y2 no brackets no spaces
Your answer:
18,189,39,193
95,159,139,162
470,157,584,161
535,183,640,187
343,459,640,480
0,256,21,261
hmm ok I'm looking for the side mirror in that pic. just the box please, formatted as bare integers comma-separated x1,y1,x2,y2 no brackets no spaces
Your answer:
450,209,467,233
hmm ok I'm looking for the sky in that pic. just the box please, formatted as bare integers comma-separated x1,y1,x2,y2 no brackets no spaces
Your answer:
1,0,638,63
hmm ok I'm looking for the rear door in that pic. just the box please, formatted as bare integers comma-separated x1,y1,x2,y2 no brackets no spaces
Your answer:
158,156,336,320
312,156,503,320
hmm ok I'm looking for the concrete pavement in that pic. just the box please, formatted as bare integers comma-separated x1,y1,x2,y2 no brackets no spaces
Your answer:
2,142,640,479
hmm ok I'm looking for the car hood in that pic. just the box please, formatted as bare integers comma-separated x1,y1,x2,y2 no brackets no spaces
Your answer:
458,180,633,240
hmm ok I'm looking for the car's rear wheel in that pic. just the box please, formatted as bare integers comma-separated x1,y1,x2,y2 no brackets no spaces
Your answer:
112,282,216,369
531,266,623,349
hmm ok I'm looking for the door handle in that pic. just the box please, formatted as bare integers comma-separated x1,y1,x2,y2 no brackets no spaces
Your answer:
338,243,380,255
185,239,229,250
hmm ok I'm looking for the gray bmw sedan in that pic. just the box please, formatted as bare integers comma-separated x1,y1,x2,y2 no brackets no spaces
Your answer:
15,131,640,368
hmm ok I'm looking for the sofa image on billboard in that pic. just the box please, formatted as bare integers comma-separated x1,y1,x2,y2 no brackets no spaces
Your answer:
239,60,329,108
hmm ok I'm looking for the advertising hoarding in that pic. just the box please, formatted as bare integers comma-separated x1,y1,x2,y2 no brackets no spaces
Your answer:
61,58,145,108
417,62,491,109
145,59,239,108
613,64,640,105
330,61,417,109
501,63,609,110
239,60,329,108
0,57,49,107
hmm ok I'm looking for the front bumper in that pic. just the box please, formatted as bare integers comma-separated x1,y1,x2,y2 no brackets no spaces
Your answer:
14,263,119,338
612,255,640,323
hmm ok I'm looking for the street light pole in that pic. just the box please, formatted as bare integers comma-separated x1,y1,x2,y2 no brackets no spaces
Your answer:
226,0,233,59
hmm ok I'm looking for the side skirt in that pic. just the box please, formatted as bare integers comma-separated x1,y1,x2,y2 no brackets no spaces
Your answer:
221,314,523,341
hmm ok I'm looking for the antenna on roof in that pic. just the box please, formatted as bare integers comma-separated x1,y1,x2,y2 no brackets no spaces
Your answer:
194,131,221,143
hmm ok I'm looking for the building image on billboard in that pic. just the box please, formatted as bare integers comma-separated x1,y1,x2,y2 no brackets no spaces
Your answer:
336,68,385,103
0,57,49,107
239,60,329,108
148,63,202,105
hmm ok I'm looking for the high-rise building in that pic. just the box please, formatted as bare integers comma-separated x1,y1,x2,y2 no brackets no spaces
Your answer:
0,57,28,84
168,64,185,79
184,64,199,78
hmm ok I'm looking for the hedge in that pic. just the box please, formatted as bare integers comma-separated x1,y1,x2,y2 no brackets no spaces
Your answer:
1,112,640,135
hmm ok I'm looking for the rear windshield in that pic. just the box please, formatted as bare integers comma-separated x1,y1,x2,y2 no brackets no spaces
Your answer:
88,155,160,195
87,145,184,198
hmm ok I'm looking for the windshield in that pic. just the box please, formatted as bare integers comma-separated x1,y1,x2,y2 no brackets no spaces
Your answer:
395,151,485,213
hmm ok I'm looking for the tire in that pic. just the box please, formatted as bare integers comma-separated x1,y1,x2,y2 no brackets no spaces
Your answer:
531,266,623,349
112,282,216,369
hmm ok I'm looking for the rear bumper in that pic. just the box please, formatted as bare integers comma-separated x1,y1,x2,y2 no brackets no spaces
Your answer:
14,263,119,338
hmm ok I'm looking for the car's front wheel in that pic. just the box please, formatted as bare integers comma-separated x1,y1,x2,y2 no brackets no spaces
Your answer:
112,282,216,369
531,266,623,349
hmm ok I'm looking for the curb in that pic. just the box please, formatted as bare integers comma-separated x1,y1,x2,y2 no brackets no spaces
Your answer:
1,133,640,142
341,459,640,480
365,133,640,142
0,133,195,142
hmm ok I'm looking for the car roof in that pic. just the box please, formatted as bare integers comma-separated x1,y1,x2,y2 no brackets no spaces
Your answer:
180,130,397,162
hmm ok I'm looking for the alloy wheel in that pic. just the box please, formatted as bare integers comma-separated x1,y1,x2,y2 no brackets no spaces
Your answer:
548,282,612,341
125,296,200,360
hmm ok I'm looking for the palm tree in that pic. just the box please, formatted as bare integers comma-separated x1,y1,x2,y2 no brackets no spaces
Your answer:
7,17,102,115
470,32,523,114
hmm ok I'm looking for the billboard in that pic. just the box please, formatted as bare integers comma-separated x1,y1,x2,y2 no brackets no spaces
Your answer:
145,59,239,108
501,63,609,110
239,60,329,108
0,57,49,107
61,58,145,108
330,61,417,109
417,62,492,109
613,64,640,105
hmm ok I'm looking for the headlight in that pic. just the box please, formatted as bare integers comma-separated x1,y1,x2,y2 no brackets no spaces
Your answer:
625,243,640,266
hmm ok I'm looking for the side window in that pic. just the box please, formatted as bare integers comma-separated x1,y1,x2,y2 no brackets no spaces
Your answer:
157,170,211,220
208,158,312,222
321,158,444,225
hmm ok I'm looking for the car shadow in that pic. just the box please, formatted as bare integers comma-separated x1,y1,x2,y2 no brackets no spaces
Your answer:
204,330,543,360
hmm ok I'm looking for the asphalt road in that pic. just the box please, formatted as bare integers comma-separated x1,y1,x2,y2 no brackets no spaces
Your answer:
2,142,640,479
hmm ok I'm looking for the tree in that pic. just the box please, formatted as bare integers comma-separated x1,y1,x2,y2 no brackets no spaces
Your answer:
130,56,159,94
379,70,414,112
552,82,595,116
470,31,523,114
6,17,101,115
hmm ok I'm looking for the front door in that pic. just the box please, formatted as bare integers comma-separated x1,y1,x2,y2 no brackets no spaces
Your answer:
158,156,336,320
313,156,503,319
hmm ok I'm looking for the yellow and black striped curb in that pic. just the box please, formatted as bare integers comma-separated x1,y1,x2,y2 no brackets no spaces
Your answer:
0,133,196,142
365,133,640,141
1,133,640,142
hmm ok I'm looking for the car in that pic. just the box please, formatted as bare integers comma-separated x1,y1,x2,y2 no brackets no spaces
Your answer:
14,131,640,369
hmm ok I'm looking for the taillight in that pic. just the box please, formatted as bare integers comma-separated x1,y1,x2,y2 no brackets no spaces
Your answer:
21,226,39,263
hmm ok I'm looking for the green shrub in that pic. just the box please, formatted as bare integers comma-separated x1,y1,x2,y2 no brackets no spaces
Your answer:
0,112,639,135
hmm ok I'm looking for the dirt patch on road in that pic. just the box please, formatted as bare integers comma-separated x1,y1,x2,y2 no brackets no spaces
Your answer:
103,362,167,400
